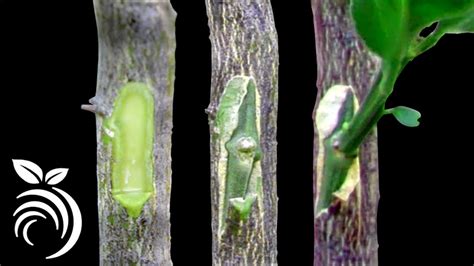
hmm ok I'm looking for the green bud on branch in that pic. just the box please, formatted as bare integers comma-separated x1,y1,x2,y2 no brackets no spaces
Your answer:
215,76,262,235
103,82,155,218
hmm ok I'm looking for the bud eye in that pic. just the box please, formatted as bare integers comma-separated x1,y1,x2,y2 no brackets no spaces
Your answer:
236,137,256,153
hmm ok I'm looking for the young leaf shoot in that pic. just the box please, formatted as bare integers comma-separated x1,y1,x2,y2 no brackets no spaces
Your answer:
332,0,474,155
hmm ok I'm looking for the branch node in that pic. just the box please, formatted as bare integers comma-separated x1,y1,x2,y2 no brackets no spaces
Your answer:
205,104,217,119
81,104,98,114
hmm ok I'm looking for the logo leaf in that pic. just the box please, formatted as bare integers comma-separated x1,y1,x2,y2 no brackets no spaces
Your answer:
45,168,69,185
386,106,421,127
12,159,43,184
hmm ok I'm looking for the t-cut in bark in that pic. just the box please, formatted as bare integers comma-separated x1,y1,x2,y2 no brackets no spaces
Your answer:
205,0,279,265
84,1,176,265
312,0,381,265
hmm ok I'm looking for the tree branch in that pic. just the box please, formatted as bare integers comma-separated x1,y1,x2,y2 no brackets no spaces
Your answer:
90,1,176,264
312,0,380,264
205,0,279,264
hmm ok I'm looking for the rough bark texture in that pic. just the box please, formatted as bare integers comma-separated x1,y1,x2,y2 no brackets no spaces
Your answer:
205,1,279,265
312,0,380,265
90,1,176,265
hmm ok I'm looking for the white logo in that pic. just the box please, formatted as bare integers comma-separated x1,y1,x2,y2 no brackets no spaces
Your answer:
12,159,82,259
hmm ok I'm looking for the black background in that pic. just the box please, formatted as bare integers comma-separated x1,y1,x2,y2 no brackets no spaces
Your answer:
0,0,473,265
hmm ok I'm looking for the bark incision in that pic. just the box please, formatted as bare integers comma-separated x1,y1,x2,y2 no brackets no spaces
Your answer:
312,0,380,265
205,0,279,265
89,1,176,265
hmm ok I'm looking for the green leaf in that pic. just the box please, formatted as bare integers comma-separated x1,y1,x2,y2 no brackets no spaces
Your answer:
438,13,474,34
386,106,421,127
351,0,408,60
409,0,474,33
352,0,474,61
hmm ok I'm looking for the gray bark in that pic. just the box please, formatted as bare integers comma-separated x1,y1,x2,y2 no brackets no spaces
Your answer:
205,0,279,265
312,0,380,265
89,1,176,265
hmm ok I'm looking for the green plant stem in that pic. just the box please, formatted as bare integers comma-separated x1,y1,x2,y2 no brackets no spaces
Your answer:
337,25,449,155
336,61,401,155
